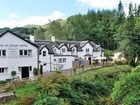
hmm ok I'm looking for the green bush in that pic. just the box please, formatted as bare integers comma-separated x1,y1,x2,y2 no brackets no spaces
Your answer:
111,67,140,105
38,71,69,96
16,94,36,105
58,84,85,105
11,71,16,76
35,96,64,105
33,68,39,75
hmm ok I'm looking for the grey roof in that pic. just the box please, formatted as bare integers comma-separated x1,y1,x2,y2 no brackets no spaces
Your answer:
34,40,101,54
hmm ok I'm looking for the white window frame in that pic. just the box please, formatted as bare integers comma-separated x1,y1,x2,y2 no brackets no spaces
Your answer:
0,68,7,74
86,48,90,53
62,48,66,53
43,51,46,57
19,49,32,57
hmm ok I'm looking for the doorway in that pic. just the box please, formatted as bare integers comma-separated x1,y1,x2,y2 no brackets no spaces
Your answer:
88,57,92,65
21,67,29,78
40,65,43,74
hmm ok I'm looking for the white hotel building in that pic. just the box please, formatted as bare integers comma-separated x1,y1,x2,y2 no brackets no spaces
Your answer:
0,30,104,81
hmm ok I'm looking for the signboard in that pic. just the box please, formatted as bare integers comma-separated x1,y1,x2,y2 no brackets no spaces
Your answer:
0,44,28,58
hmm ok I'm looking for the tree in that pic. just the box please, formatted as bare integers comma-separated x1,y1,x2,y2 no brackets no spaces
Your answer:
34,27,45,40
117,0,125,23
111,66,140,105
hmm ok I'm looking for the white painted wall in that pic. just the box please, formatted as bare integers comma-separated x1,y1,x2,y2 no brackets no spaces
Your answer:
60,46,71,55
53,56,75,71
71,46,78,55
78,43,93,59
53,46,60,54
0,32,38,81
39,47,53,72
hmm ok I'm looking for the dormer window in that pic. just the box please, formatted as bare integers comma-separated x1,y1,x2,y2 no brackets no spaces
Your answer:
43,51,46,56
54,49,56,53
86,48,90,52
62,48,65,53
72,49,75,52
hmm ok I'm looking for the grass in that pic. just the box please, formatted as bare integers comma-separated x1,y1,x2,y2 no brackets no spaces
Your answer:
76,65,132,80
7,83,39,105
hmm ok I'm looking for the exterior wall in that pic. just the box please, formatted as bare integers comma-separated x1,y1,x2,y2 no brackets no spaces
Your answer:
71,46,78,55
53,47,60,54
0,32,38,81
52,56,75,71
93,47,102,58
39,47,52,72
78,43,93,59
60,46,71,55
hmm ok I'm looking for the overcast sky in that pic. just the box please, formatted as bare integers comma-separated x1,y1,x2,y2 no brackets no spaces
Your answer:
0,0,139,28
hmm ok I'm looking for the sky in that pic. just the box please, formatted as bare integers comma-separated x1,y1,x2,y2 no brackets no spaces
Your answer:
0,0,140,28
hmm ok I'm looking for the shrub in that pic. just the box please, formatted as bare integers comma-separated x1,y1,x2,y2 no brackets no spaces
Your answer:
33,68,39,75
38,71,69,96
16,94,36,105
111,68,140,105
58,84,85,105
34,96,64,105
11,71,16,76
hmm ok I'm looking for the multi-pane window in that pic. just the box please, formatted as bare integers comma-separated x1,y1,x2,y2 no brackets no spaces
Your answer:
19,50,32,57
0,68,7,74
43,51,46,56
62,48,65,53
63,58,66,62
58,58,62,63
86,48,90,52
58,58,66,63
0,50,6,57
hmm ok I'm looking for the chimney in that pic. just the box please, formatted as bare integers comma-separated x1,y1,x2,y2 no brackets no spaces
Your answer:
30,35,35,42
51,36,55,42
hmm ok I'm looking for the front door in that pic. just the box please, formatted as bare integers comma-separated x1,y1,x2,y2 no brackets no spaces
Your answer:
21,67,29,78
88,57,92,65
40,65,43,74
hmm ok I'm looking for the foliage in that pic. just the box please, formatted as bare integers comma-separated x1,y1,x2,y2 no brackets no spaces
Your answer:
6,65,133,105
33,68,39,75
38,71,69,96
15,94,36,105
35,95,64,105
104,49,113,58
111,66,140,105
11,71,17,76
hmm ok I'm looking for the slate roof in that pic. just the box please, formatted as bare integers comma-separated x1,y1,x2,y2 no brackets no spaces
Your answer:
0,30,38,48
34,40,101,54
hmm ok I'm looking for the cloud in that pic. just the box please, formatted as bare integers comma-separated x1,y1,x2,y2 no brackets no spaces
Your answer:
77,0,140,13
0,10,65,28
9,13,21,20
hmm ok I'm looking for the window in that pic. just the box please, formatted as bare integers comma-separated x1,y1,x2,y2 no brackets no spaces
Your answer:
0,68,7,74
72,49,75,52
43,51,46,56
19,50,32,57
0,50,6,57
58,58,66,63
58,58,62,63
54,49,56,53
86,48,90,52
62,48,65,53
63,58,66,62
54,59,56,62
